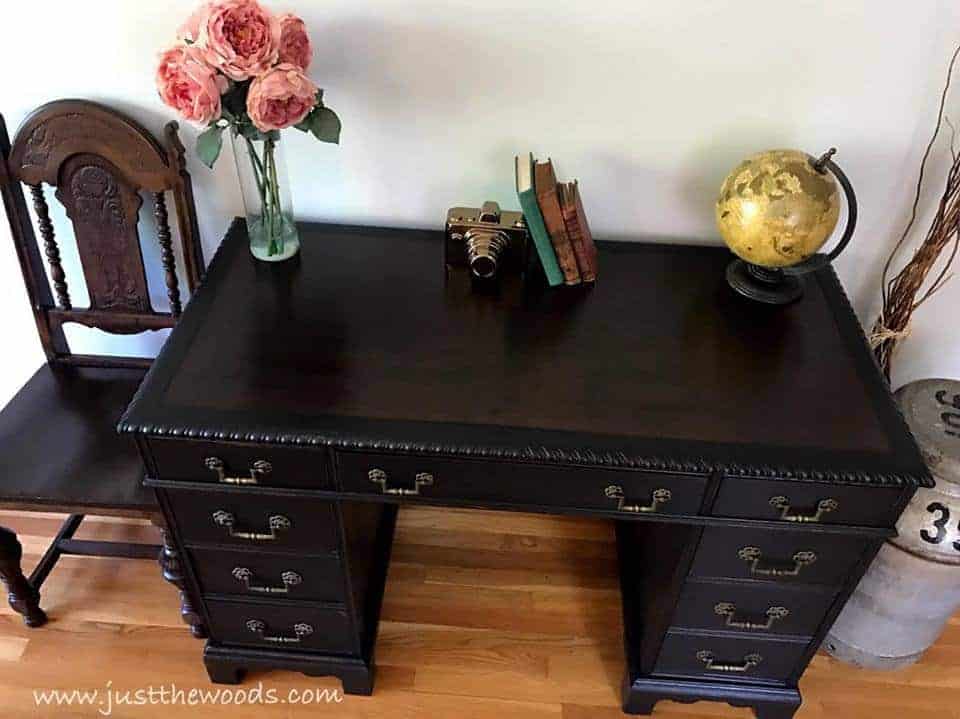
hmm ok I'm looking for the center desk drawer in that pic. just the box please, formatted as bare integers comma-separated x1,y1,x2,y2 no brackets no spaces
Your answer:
148,438,332,490
166,489,339,553
336,451,708,516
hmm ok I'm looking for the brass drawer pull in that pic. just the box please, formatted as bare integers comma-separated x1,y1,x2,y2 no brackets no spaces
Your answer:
369,468,434,496
204,457,273,486
232,567,302,594
769,495,839,523
696,650,762,673
738,546,817,577
605,485,672,513
714,602,789,631
212,510,291,541
245,619,313,644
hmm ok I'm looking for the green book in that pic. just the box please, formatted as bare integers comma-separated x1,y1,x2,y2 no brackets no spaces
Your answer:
516,153,564,287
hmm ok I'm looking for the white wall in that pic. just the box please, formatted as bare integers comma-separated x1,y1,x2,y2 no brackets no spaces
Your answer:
1,0,959,405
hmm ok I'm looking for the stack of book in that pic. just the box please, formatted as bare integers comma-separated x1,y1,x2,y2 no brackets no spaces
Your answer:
515,153,598,287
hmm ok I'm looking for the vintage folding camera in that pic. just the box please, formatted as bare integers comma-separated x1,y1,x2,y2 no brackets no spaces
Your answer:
445,202,529,282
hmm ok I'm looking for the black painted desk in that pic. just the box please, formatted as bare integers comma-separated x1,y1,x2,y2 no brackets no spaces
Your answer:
119,220,930,718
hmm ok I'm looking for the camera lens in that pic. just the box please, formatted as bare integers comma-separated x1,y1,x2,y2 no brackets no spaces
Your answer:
465,230,509,280
471,255,498,279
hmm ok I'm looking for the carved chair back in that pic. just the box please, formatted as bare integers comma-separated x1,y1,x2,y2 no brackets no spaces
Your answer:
0,100,205,369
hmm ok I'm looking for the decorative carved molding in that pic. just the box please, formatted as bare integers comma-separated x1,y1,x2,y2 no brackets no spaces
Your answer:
115,419,928,489
154,192,182,316
818,265,929,473
29,184,70,309
10,102,170,191
56,154,152,314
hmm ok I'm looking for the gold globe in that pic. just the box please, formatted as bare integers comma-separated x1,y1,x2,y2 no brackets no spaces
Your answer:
716,149,841,268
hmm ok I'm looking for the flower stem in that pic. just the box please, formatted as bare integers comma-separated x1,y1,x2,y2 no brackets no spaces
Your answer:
239,132,288,258
244,135,271,252
264,138,281,256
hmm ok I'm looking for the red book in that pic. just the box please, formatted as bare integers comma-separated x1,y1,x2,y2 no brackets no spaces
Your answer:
558,181,597,283
535,160,581,285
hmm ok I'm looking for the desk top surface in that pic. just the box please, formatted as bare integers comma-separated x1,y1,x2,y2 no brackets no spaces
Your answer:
120,220,928,487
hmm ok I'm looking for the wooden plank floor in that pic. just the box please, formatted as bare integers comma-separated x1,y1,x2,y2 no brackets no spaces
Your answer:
0,507,956,718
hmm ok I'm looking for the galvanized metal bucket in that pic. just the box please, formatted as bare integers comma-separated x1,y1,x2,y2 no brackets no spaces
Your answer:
824,378,960,669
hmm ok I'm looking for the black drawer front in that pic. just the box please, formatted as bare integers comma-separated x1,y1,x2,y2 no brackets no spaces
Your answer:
712,477,902,528
149,438,332,490
672,578,836,637
654,630,809,682
166,489,339,553
689,526,867,586
336,451,707,516
189,548,345,603
205,598,355,655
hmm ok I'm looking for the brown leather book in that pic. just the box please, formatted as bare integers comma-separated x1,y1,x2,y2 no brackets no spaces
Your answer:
535,160,581,285
558,181,598,283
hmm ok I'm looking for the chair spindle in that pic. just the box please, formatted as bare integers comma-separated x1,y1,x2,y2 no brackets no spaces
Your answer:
154,192,182,316
28,184,71,310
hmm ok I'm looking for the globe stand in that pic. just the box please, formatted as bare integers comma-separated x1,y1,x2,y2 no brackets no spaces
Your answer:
726,260,802,305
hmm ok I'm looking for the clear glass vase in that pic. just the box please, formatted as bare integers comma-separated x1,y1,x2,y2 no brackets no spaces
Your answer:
231,132,300,261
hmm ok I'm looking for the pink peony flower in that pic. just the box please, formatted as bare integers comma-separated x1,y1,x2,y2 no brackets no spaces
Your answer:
197,0,280,81
177,2,212,43
247,63,318,131
277,14,312,70
156,44,228,125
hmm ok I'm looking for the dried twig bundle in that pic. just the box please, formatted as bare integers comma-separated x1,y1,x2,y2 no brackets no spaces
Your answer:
872,45,960,379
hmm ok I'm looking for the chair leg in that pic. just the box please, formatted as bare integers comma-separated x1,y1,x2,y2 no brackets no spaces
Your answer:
0,525,47,627
153,519,207,639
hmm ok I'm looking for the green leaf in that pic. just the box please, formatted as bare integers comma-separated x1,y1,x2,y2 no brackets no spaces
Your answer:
196,124,225,169
306,106,341,144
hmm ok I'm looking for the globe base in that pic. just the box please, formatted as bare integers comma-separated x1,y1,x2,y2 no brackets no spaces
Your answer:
726,260,803,305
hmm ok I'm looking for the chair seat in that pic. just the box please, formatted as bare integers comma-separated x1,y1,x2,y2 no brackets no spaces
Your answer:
0,363,154,515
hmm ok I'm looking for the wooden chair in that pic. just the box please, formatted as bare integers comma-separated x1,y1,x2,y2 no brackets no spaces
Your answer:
0,100,206,635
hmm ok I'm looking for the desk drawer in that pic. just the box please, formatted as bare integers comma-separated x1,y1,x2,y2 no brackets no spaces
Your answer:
205,598,354,655
189,548,345,603
672,578,836,637
654,630,808,683
712,477,902,528
336,451,707,516
149,438,332,490
166,489,339,553
689,526,868,586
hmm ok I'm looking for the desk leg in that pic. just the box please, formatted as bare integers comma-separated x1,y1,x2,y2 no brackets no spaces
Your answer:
0,525,47,627
156,522,207,639
623,677,801,719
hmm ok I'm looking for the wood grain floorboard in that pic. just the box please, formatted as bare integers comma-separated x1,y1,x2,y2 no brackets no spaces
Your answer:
0,505,953,717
